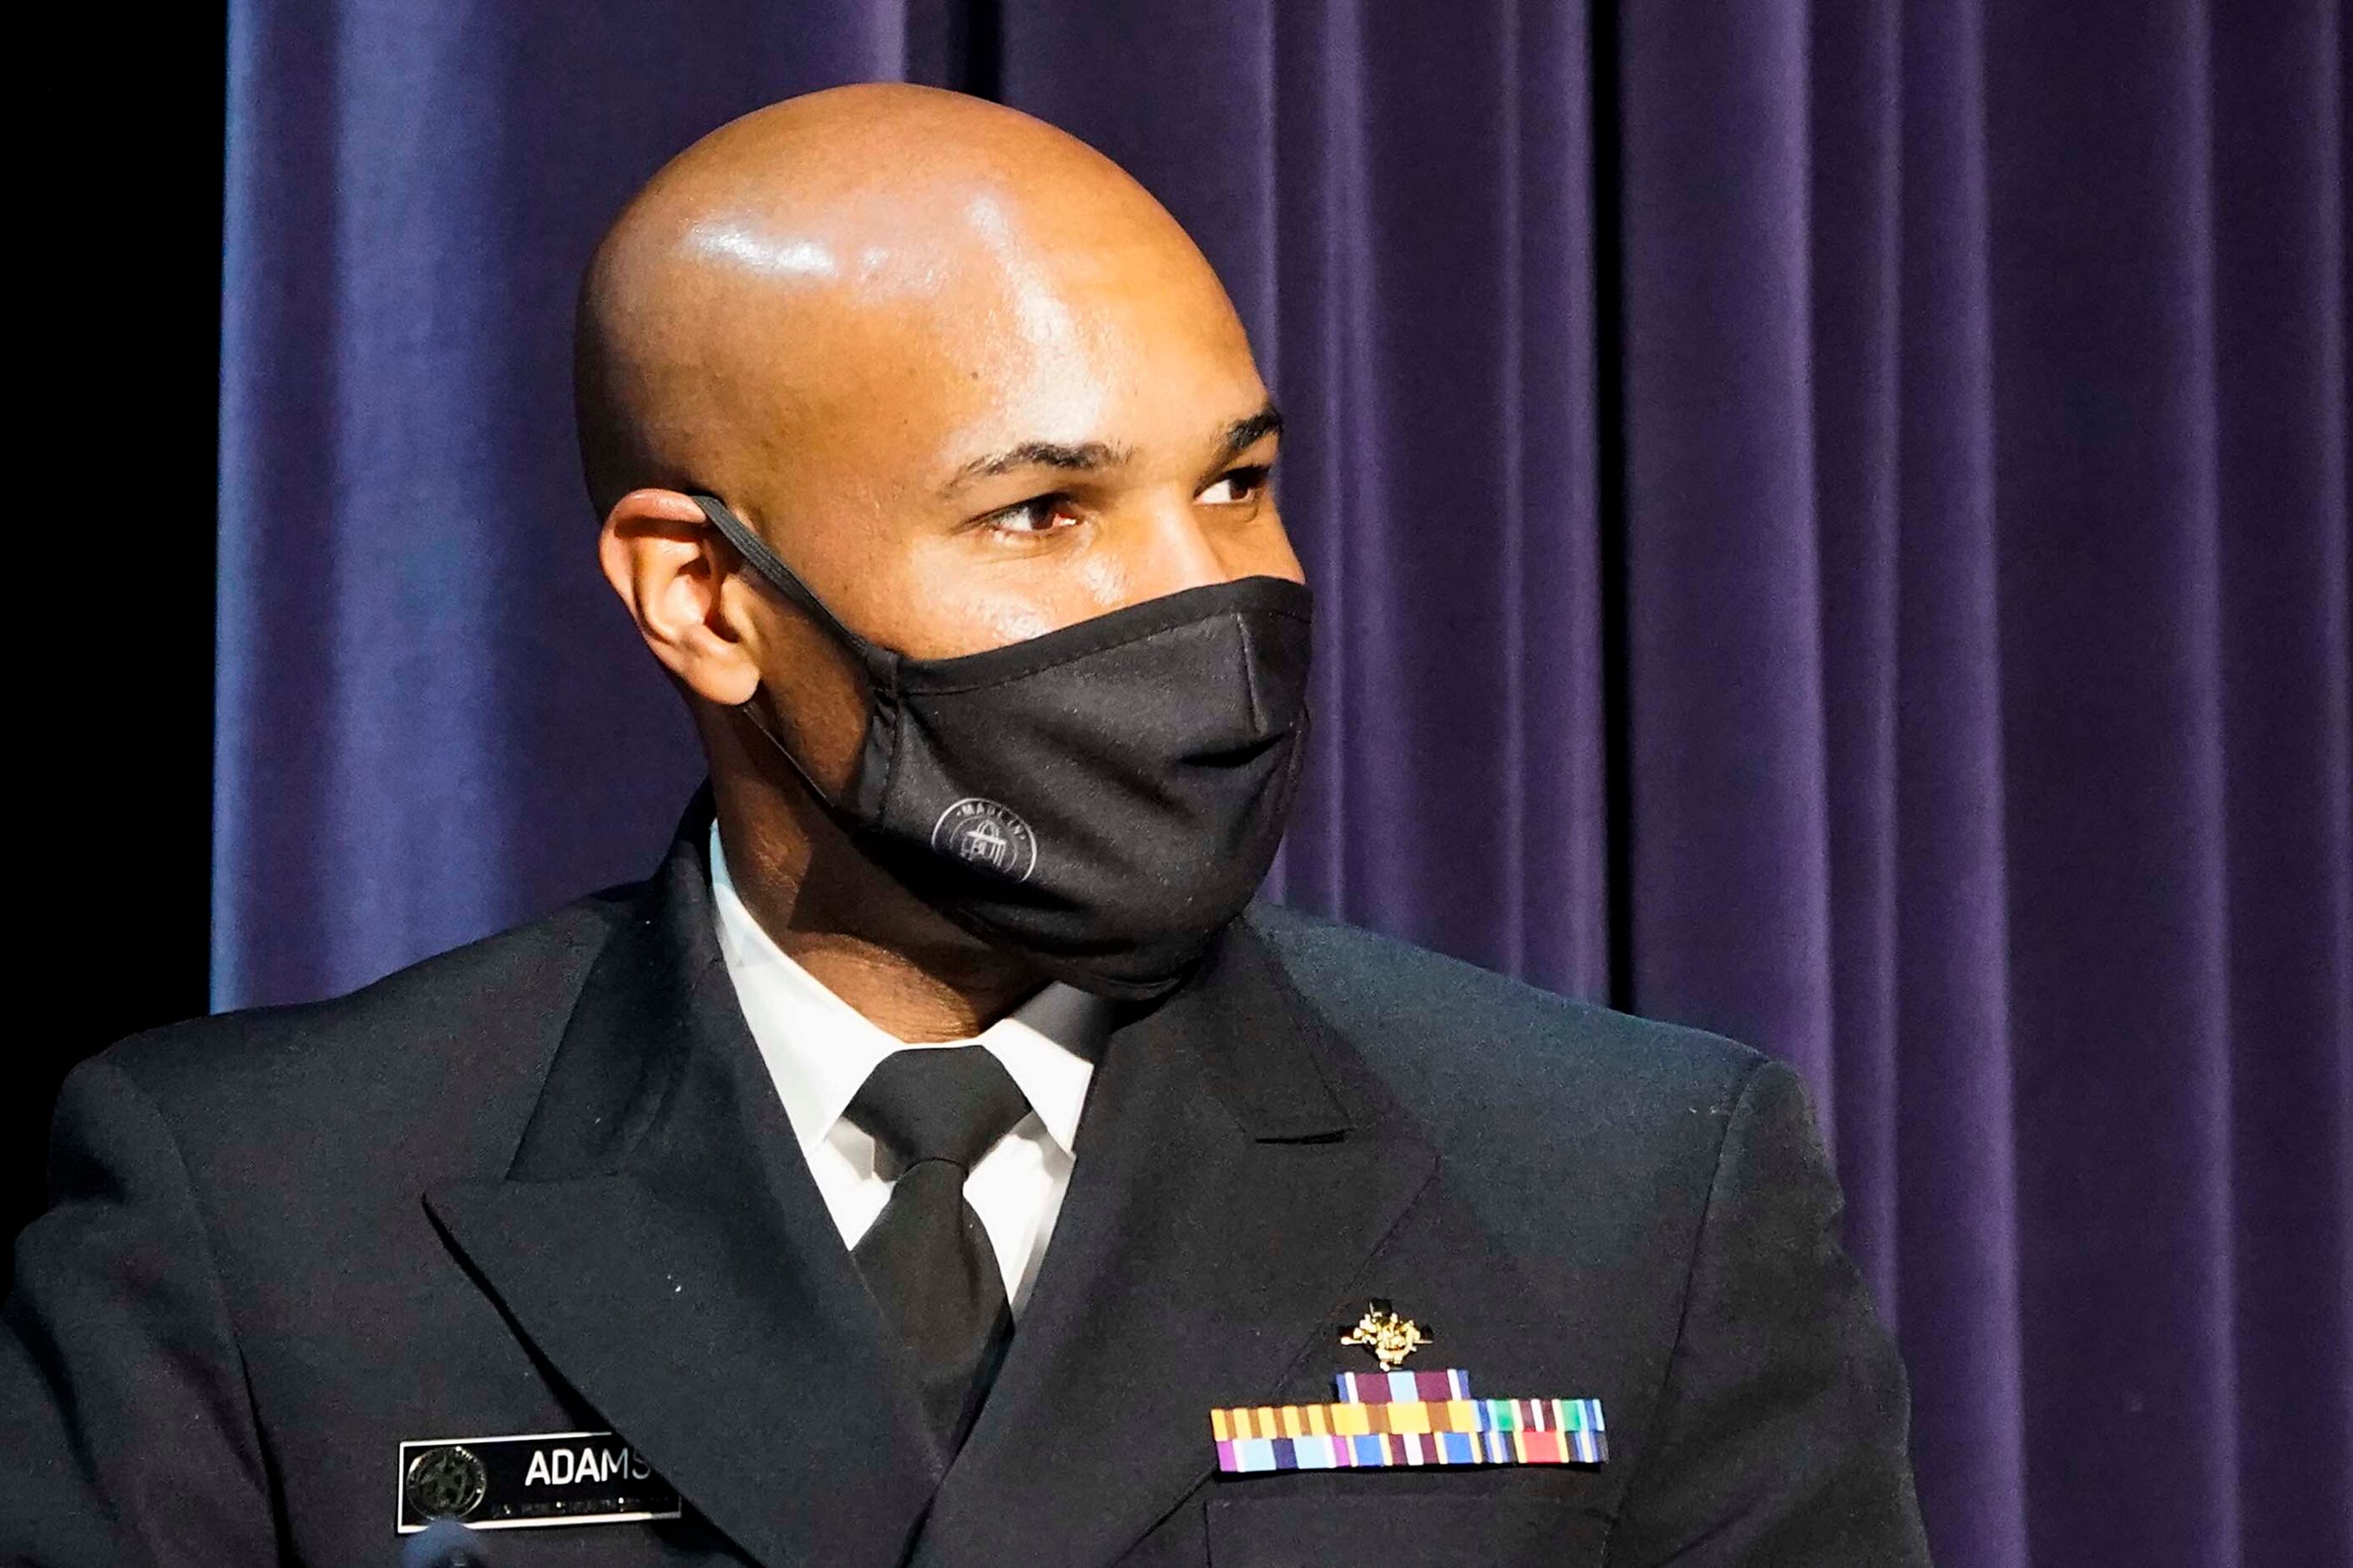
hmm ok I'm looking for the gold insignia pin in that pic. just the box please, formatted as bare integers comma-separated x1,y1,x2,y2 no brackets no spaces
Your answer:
1340,1299,1434,1371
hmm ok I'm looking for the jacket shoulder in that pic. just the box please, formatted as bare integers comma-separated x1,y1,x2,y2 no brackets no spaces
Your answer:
1247,903,1770,1155
86,888,635,1181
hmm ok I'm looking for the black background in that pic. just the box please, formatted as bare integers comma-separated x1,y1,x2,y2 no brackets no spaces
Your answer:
8,12,224,1244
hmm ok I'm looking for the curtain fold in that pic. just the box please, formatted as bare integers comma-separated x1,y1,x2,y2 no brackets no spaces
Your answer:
1885,4,2028,1561
217,3,2351,1560
2204,5,2350,1563
218,1,901,1005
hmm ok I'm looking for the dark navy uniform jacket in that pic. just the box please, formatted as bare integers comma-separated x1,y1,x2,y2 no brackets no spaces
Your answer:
4,809,1930,1566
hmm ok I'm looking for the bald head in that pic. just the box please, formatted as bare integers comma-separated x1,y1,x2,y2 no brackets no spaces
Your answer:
582,76,1298,666
576,83,1239,523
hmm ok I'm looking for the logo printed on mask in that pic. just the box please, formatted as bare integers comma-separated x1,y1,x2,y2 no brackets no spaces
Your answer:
931,797,1039,881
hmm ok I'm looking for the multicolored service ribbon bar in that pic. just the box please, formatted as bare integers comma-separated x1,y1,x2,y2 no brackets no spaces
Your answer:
1211,1394,1607,1473
1333,1368,1472,1403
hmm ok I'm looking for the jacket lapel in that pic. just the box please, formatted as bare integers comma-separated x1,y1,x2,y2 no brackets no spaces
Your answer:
424,819,939,1568
908,919,1440,1568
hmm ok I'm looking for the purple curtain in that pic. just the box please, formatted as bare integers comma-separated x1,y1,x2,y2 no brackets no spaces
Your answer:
218,3,2350,1564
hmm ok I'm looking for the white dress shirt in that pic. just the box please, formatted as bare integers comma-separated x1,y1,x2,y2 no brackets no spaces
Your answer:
710,823,1106,1315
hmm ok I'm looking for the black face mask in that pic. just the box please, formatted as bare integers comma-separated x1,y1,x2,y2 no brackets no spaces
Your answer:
691,494,1313,1000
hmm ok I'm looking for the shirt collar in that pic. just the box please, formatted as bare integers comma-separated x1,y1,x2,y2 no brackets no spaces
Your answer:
709,822,1105,1158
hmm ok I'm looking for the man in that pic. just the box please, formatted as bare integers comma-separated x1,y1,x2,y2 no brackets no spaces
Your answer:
4,84,1929,1566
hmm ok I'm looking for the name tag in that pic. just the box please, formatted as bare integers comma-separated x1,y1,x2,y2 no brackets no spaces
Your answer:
396,1430,682,1533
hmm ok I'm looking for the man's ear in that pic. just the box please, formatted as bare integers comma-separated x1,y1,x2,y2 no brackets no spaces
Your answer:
599,488,763,706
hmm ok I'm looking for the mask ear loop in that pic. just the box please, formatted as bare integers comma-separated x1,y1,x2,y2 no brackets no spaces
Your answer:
687,494,878,659
688,492,895,814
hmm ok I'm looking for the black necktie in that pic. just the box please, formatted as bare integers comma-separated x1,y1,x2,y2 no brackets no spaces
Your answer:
848,1045,1033,1459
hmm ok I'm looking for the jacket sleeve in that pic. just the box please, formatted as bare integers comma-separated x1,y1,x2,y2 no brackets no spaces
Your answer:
2,1057,277,1567
1606,1059,1932,1566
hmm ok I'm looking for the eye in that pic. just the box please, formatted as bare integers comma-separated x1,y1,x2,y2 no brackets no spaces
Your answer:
1197,465,1270,506
986,496,1082,536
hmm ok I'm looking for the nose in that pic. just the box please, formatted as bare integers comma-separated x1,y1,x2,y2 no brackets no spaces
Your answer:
1122,498,1232,601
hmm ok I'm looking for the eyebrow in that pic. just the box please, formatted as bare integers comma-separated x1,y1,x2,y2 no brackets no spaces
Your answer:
942,438,1133,497
1215,402,1285,465
939,401,1286,498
